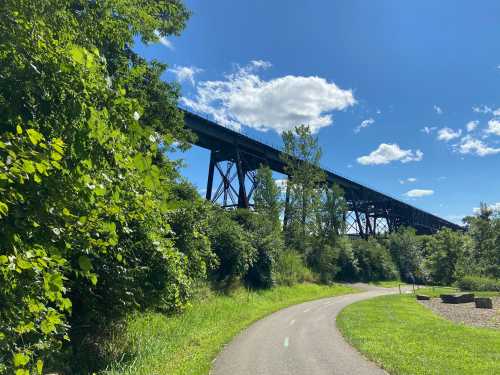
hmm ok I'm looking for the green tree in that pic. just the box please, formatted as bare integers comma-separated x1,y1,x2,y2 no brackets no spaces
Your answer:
351,238,397,282
253,165,282,231
463,203,500,278
386,227,425,282
425,228,472,285
0,0,208,373
208,209,257,285
281,125,326,254
307,184,348,282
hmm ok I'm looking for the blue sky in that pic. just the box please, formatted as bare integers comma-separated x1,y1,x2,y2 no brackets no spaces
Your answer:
136,0,500,224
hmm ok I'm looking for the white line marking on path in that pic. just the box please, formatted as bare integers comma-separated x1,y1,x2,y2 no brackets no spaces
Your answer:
284,337,289,348
289,319,296,326
303,308,311,313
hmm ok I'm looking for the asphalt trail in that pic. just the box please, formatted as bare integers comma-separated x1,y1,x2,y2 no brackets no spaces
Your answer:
211,286,397,375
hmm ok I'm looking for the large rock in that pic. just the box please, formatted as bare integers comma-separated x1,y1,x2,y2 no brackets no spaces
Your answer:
440,293,475,304
475,297,493,309
416,294,431,300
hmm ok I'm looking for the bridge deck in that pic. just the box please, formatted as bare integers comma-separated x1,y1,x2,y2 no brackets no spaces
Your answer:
182,110,462,235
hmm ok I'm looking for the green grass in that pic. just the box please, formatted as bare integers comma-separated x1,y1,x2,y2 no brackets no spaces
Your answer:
103,283,358,375
337,294,500,375
416,286,500,298
370,280,406,288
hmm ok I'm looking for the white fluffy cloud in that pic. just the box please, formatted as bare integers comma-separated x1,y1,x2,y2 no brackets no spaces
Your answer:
421,126,437,134
357,144,423,165
473,105,493,114
456,135,500,156
404,189,434,198
181,61,356,132
169,65,203,85
472,105,500,116
433,105,443,114
486,119,500,136
466,120,478,132
437,127,462,142
399,177,417,184
354,118,375,133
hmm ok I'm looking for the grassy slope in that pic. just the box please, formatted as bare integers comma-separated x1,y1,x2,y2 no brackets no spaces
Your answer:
337,294,500,375
104,283,357,375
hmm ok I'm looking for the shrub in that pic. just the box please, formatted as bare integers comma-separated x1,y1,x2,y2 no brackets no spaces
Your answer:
0,1,198,373
424,228,472,285
231,209,283,289
307,243,340,283
385,227,426,283
352,238,397,282
274,250,314,286
334,236,360,281
208,210,257,284
456,275,500,292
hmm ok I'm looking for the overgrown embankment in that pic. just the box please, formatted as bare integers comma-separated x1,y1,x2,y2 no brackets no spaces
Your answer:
103,283,357,375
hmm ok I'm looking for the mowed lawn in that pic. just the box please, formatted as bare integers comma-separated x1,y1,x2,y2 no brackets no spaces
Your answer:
337,294,500,375
104,283,357,375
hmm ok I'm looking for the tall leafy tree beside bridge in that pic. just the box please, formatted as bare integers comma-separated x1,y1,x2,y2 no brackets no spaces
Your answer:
0,0,217,373
253,165,282,231
281,125,326,254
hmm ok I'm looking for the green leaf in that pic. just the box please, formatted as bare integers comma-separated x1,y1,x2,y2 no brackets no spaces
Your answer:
15,369,29,375
13,353,29,367
22,160,36,174
0,255,8,264
16,125,23,134
78,255,92,272
69,45,86,65
36,360,43,375
16,258,32,270
51,151,63,161
94,185,106,196
26,129,43,145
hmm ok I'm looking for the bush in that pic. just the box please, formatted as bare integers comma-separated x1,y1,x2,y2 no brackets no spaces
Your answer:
385,227,426,283
231,209,283,289
307,243,340,283
208,210,257,285
352,238,397,282
424,228,472,285
274,250,315,286
0,1,198,373
456,275,500,292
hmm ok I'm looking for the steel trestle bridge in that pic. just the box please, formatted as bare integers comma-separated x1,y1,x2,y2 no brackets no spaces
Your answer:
182,110,462,237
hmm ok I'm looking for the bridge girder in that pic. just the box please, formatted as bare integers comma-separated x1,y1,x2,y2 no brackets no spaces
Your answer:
184,110,463,236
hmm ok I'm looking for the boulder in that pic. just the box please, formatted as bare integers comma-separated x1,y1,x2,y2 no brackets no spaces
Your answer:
475,297,493,309
440,293,475,304
416,294,431,300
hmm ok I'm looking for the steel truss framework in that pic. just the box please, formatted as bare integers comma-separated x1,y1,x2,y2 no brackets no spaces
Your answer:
184,110,463,237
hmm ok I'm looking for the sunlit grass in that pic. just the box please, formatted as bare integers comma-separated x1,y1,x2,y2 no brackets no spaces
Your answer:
337,294,500,375
370,280,407,288
103,283,358,375
417,286,500,298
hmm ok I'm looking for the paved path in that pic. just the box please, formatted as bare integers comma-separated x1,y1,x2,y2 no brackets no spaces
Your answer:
211,285,401,375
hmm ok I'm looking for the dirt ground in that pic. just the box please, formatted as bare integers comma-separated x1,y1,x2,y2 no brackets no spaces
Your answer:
419,297,500,329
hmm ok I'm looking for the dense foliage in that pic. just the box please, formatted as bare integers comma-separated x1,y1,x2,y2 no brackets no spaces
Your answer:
1,1,499,373
0,0,207,373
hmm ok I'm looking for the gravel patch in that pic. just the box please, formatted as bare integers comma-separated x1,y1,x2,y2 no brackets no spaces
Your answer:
419,297,500,329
